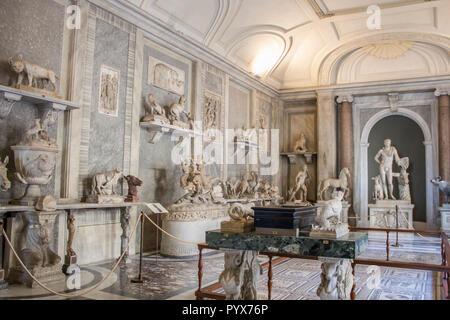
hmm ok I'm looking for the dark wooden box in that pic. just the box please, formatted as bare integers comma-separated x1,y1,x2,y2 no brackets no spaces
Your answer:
253,206,317,230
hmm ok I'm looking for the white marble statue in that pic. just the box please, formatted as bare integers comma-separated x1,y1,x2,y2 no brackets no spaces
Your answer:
9,55,58,93
90,168,123,196
431,177,450,205
176,157,219,204
287,164,311,205
0,156,11,192
142,93,167,122
318,168,351,201
374,139,401,200
372,175,384,201
293,132,308,153
228,202,255,222
219,251,261,300
397,157,411,202
311,189,349,238
317,258,353,300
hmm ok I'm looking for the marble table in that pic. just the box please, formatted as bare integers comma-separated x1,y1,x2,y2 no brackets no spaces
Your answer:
205,229,368,300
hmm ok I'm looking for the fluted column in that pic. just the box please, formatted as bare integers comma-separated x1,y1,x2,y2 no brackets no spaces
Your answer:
435,89,450,187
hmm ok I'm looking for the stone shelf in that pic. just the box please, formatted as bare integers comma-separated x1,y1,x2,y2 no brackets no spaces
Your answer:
0,84,80,119
140,120,201,144
0,201,168,214
280,152,317,164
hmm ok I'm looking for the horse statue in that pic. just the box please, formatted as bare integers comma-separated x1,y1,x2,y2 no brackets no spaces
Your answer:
318,168,351,201
431,176,450,204
90,168,123,195
0,156,11,192
124,175,143,202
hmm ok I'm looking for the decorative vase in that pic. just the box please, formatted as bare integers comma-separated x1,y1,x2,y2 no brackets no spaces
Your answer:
10,145,58,206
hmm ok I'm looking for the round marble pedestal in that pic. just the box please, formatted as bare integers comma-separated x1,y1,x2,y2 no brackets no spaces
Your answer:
160,203,228,257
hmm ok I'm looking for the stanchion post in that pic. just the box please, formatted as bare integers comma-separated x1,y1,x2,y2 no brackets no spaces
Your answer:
0,219,7,289
131,213,145,283
391,205,401,248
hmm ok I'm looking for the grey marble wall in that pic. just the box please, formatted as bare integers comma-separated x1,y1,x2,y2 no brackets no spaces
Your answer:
87,19,130,195
0,0,65,203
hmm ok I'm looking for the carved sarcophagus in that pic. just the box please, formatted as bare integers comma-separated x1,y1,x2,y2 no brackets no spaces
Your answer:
253,206,317,232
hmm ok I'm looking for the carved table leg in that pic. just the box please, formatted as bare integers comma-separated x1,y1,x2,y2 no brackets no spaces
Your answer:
219,250,260,300
7,211,65,288
196,245,204,300
119,207,131,264
63,210,79,275
317,257,353,300
267,255,273,300
0,218,8,290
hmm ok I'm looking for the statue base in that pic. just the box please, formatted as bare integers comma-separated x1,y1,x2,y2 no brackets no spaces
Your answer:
141,114,169,124
170,120,191,130
440,205,450,236
368,200,414,229
283,200,313,207
221,219,255,233
8,263,65,288
310,223,349,239
15,84,61,99
125,195,140,203
160,203,228,257
86,194,124,204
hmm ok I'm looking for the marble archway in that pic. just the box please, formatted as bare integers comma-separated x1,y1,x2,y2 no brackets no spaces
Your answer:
357,107,436,228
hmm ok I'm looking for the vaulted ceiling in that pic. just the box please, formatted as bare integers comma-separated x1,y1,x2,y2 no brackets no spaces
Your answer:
121,0,450,91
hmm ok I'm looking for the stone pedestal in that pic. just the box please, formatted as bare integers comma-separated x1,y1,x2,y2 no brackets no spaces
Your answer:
160,203,228,257
316,200,350,224
368,200,414,229
440,204,450,235
86,194,124,204
317,257,353,300
6,210,65,288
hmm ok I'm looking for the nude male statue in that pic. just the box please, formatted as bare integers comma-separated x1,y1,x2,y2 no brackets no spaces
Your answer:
374,139,401,200
288,164,310,203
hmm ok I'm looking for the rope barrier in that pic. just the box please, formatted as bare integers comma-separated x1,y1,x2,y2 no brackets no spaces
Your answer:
141,211,202,245
1,212,142,298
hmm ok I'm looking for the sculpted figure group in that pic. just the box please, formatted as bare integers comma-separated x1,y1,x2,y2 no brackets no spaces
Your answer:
372,139,411,202
142,93,193,130
176,157,219,204
220,172,280,201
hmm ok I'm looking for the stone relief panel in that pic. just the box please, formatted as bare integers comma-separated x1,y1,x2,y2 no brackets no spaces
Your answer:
98,65,120,117
147,56,185,96
203,91,221,140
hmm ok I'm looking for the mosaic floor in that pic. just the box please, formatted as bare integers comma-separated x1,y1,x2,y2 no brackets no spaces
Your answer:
0,232,445,300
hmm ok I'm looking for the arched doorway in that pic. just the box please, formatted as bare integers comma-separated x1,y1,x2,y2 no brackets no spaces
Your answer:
367,115,426,222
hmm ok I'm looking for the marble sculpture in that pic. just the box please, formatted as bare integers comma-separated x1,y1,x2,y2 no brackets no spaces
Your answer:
142,93,168,123
293,132,308,153
318,167,351,201
374,138,401,200
431,177,450,204
9,54,58,95
87,169,123,204
176,158,219,204
124,175,143,202
0,156,11,192
287,164,311,206
311,190,349,238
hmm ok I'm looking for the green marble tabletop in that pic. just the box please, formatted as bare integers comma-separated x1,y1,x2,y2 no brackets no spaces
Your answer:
205,229,368,259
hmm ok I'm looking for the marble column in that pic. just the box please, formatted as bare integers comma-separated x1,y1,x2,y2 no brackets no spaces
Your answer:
0,218,7,289
337,95,354,217
435,89,450,185
317,90,337,187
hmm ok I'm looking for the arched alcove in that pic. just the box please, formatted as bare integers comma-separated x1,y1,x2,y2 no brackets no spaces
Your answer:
367,115,426,222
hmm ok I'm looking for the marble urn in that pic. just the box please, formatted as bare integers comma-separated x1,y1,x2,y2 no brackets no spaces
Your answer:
10,145,58,206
